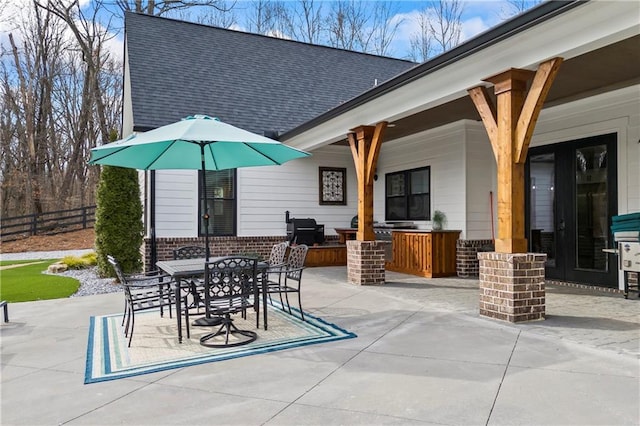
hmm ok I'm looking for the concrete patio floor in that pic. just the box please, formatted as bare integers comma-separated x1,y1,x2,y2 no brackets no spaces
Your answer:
1,267,639,425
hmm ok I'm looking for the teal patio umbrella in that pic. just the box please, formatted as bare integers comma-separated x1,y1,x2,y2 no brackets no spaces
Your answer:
89,115,310,258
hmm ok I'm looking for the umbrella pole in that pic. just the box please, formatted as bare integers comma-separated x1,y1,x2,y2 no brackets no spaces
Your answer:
201,145,210,260
193,144,224,328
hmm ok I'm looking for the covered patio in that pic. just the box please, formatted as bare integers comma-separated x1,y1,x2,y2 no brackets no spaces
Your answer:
2,267,638,425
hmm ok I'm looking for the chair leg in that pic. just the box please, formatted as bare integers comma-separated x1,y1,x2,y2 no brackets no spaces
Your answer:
199,315,258,348
184,296,190,339
122,301,128,326
284,292,292,315
128,312,135,347
0,301,8,322
297,291,304,321
124,308,132,337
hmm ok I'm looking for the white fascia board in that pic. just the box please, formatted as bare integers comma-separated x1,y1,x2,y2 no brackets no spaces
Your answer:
284,1,639,151
122,41,134,136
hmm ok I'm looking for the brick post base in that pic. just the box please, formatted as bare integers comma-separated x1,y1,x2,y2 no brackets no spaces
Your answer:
347,240,386,285
478,252,547,322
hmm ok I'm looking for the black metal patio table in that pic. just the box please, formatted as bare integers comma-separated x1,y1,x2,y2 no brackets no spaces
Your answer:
156,258,269,343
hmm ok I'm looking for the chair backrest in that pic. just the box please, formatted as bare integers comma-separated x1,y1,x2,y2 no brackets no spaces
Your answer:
204,256,258,314
286,244,308,282
107,255,128,285
268,242,288,266
173,246,207,260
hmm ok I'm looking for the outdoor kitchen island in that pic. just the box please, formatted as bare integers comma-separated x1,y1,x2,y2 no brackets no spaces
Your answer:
385,229,461,278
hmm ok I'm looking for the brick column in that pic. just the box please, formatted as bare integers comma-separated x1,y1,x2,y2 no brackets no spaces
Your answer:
347,240,386,285
456,239,494,277
478,252,547,322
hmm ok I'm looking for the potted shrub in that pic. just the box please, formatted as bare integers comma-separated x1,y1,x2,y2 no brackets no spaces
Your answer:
432,210,447,230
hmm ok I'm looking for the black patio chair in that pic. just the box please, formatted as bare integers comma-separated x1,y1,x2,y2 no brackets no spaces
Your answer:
172,245,207,312
264,244,308,321
173,246,207,260
108,255,175,347
199,256,260,348
263,241,289,298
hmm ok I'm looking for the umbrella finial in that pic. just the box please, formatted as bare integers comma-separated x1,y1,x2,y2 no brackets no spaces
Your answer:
186,114,219,121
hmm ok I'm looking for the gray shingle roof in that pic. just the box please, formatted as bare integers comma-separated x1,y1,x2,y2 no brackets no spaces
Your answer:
125,12,416,135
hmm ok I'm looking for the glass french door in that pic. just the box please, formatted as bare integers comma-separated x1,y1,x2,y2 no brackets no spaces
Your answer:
526,133,618,287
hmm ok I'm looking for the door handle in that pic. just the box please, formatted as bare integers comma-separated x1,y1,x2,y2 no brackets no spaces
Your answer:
558,220,565,231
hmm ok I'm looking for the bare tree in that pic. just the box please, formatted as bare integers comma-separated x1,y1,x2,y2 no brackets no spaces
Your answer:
407,0,463,60
325,0,370,51
429,0,464,55
2,5,68,215
277,0,325,44
115,0,233,17
198,0,238,28
244,0,285,36
408,8,433,62
368,1,403,56
500,0,543,19
0,1,122,218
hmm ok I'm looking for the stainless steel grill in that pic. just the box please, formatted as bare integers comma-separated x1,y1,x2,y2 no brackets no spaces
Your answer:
373,222,415,261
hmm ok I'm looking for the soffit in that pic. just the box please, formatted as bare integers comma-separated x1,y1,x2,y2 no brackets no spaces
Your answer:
335,35,640,145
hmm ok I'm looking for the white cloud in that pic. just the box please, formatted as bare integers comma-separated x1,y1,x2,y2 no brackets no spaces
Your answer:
0,1,124,64
460,16,491,41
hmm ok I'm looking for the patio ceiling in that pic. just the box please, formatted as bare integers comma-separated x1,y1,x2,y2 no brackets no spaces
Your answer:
338,34,640,145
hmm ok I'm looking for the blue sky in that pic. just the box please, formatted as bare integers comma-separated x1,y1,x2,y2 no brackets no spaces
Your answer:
0,1,526,62
383,1,512,57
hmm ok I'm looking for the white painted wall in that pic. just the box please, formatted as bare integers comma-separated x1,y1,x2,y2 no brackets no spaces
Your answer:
121,42,134,137
237,146,358,237
464,123,496,240
375,122,467,235
150,146,360,238
152,170,199,237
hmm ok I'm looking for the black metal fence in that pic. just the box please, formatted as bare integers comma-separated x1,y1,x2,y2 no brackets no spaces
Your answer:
1,206,96,241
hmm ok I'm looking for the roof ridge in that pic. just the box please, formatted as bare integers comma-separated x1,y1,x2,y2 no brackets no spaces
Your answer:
124,11,414,64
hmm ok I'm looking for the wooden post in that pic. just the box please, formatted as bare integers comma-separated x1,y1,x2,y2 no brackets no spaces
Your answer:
468,58,563,253
348,122,387,241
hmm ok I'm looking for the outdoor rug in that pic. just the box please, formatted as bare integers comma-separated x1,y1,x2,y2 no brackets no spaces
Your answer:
85,303,356,384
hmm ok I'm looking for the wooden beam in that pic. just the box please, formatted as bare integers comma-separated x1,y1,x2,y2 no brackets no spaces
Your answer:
468,85,499,163
470,59,563,253
349,123,386,241
366,121,387,185
347,132,359,177
515,57,563,163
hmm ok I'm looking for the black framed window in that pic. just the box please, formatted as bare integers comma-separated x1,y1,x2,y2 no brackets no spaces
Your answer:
199,169,236,236
385,166,430,221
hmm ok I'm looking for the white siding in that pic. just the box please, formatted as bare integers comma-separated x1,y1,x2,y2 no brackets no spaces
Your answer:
153,170,198,237
238,146,358,237
121,42,134,136
464,124,496,240
376,123,466,235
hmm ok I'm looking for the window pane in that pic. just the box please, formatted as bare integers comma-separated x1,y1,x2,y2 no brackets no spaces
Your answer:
409,194,429,220
575,144,608,271
201,170,235,236
386,173,405,196
385,166,430,221
386,197,405,220
205,169,234,199
410,169,429,194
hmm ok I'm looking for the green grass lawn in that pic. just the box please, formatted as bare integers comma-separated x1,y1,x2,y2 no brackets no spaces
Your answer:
0,260,81,302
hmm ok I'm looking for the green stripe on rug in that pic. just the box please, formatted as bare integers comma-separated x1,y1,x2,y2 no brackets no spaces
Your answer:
85,303,356,384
